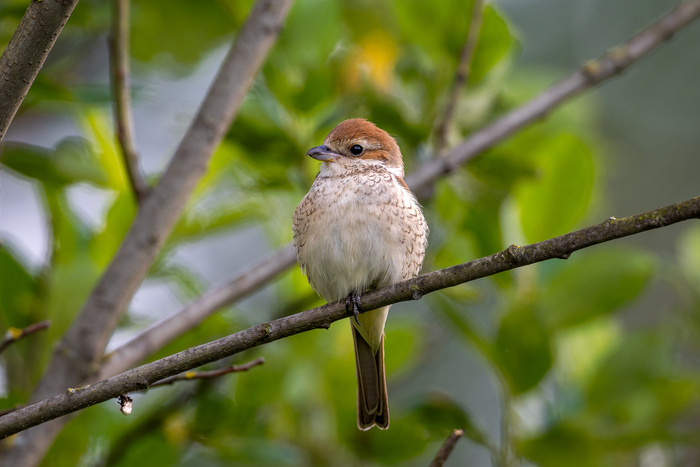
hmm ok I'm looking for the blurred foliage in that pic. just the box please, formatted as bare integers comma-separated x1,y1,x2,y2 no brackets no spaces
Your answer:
1,0,700,466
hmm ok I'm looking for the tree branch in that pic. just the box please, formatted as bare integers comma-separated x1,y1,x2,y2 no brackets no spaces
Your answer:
149,357,265,388
1,195,697,438
429,429,465,467
0,320,50,355
99,246,296,377
109,0,149,202
406,0,700,191
434,0,484,153
0,0,80,142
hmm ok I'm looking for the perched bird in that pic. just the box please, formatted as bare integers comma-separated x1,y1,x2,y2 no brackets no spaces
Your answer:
292,119,428,430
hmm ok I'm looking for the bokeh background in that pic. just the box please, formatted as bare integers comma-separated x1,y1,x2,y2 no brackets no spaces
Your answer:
1,0,700,465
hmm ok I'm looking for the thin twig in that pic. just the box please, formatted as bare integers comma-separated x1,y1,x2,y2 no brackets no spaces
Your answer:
0,1,80,142
434,0,484,153
109,0,149,202
406,0,700,191
0,320,51,355
149,357,265,388
1,195,698,438
100,246,295,378
429,429,465,467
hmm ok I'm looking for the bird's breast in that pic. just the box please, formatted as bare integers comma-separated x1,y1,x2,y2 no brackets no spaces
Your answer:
292,172,428,302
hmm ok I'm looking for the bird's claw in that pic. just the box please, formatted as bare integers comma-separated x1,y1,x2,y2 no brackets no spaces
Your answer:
345,292,363,326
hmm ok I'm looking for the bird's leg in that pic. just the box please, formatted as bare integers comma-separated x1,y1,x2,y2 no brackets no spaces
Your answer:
345,291,363,326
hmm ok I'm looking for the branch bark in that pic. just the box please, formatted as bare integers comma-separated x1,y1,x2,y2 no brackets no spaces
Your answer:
149,357,265,388
429,429,465,467
434,0,484,153
0,320,50,355
1,195,697,438
109,0,149,202
0,0,80,142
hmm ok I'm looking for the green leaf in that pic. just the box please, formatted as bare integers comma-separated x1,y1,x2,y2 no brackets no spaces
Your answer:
539,248,655,329
495,304,553,395
1,138,111,188
412,393,493,448
519,422,602,467
431,294,491,357
678,223,700,290
515,133,595,242
1,143,72,186
0,244,38,328
585,332,700,432
354,413,431,464
470,4,518,85
52,137,111,187
109,430,181,467
90,190,135,268
42,188,102,334
383,321,422,377
130,0,244,66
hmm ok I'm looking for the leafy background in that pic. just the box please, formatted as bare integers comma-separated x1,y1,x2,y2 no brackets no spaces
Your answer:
1,0,700,465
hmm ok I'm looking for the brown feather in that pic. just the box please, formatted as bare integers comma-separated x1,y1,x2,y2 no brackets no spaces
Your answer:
353,324,389,430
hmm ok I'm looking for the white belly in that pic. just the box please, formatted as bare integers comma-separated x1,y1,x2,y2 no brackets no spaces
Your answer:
293,170,427,303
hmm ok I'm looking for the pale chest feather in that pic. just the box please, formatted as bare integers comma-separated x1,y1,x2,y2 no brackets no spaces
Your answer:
292,170,428,302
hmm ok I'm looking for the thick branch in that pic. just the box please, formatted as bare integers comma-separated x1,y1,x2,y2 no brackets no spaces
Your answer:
0,0,80,142
109,0,149,202
1,195,697,438
406,0,700,191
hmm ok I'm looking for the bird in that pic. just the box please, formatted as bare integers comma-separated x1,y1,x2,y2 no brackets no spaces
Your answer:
292,118,428,430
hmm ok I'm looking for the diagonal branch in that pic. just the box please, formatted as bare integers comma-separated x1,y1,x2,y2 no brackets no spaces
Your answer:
0,320,51,355
109,0,149,202
406,0,700,191
429,429,465,467
1,195,697,438
434,0,484,153
148,357,265,388
99,245,296,377
91,0,700,379
0,0,80,142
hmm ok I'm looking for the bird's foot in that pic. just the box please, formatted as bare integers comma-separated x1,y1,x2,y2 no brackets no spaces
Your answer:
345,291,363,326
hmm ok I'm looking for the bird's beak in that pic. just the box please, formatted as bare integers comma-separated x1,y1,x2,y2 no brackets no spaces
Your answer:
307,145,338,162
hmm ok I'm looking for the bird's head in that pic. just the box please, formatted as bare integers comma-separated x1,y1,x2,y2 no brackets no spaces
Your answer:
307,119,405,178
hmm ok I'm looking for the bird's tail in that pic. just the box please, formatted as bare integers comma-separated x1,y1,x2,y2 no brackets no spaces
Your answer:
352,323,389,430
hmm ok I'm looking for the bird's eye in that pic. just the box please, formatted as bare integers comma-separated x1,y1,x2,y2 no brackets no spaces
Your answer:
349,144,364,155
